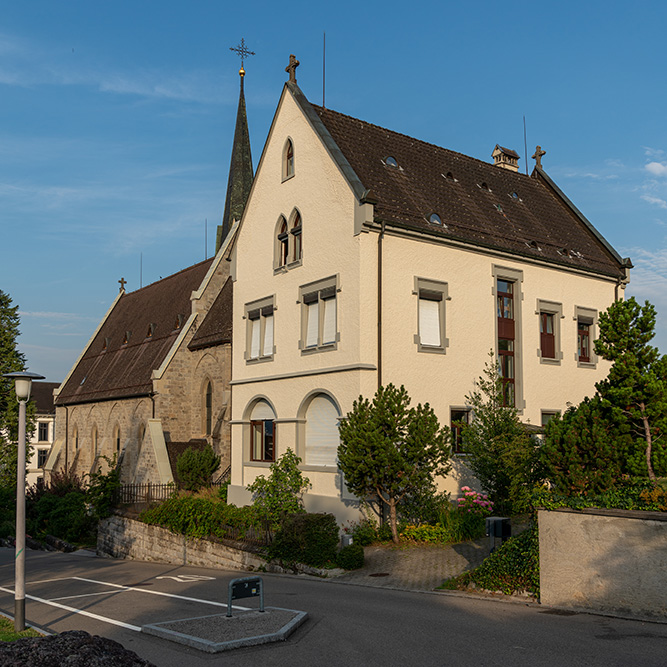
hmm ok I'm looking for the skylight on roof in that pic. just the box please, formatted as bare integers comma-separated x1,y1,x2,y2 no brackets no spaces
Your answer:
511,192,519,199
479,182,490,191
384,156,399,168
443,172,456,181
429,213,442,225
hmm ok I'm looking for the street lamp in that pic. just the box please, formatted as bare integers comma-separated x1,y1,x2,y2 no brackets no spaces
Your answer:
3,371,44,632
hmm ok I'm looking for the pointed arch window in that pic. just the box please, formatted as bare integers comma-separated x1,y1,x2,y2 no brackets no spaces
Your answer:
277,217,289,267
291,212,302,262
113,424,121,453
205,382,213,435
283,138,295,180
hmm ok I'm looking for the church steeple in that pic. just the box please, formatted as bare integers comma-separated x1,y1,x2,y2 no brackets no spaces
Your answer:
216,44,254,253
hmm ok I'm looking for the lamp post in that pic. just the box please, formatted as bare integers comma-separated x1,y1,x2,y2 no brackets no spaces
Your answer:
3,371,44,632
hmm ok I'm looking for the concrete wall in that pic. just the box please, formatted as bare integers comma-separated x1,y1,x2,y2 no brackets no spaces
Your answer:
538,508,667,621
98,515,268,572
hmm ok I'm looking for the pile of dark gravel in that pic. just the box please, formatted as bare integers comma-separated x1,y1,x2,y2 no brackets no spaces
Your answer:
0,630,156,667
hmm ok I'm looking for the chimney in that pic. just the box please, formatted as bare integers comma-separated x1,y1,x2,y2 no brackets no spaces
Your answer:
492,145,520,172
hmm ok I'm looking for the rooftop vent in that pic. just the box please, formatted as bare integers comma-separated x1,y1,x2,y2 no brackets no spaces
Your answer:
492,145,520,173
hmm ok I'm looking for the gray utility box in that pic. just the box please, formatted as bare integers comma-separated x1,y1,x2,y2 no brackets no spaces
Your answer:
485,516,511,551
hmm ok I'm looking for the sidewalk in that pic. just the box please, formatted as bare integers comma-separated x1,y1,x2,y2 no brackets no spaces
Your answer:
331,538,491,592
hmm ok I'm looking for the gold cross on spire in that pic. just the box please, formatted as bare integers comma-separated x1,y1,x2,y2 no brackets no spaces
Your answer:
285,54,299,83
229,38,255,76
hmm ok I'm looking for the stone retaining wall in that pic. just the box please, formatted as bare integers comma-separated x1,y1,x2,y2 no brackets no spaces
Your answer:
538,508,667,621
97,515,269,572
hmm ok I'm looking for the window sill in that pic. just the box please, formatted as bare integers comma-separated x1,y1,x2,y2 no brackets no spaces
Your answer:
300,464,339,473
416,344,448,355
301,342,338,356
281,173,295,184
539,356,561,366
244,460,274,467
246,355,274,365
273,259,302,275
577,359,597,369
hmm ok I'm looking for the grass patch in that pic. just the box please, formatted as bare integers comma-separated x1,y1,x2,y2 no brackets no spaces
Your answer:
0,616,42,642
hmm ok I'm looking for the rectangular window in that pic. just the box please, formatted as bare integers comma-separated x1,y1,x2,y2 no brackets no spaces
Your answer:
450,409,470,454
497,279,515,407
536,300,563,364
251,420,275,462
38,422,49,442
413,277,449,353
299,277,339,353
541,411,559,428
575,306,597,367
37,449,49,468
245,297,275,363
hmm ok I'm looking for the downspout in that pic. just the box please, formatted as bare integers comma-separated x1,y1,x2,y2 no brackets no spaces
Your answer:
377,220,385,390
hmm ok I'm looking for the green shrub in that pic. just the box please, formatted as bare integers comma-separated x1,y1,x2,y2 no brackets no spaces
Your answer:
87,455,121,520
269,513,338,567
336,543,365,570
139,493,261,540
176,445,221,492
27,491,95,544
455,523,540,596
247,450,310,529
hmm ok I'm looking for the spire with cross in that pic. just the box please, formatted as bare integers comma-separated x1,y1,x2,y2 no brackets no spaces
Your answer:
532,145,546,169
229,38,255,77
285,54,299,84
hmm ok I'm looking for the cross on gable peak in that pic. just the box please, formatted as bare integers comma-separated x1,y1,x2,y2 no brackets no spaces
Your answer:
532,145,546,169
119,277,127,293
286,54,299,84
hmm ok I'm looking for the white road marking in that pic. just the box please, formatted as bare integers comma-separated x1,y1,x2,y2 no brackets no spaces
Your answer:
49,590,127,602
71,577,250,610
0,586,141,631
156,575,215,583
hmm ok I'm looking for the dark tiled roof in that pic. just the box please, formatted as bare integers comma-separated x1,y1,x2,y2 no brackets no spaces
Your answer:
311,105,624,278
166,439,207,483
188,276,233,351
56,260,213,406
497,145,520,158
31,381,59,414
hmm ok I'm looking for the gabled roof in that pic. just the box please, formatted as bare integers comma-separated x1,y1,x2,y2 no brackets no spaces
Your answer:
31,381,59,414
188,276,233,351
287,84,624,279
56,260,213,406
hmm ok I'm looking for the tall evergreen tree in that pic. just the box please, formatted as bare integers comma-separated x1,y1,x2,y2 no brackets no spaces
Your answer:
338,384,451,543
594,297,667,482
0,290,32,489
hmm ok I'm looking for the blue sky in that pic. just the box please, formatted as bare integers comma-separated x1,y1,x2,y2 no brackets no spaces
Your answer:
3,1,667,381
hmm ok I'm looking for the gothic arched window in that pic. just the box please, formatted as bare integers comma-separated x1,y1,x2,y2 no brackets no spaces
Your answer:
205,382,213,436
283,138,295,180
291,211,302,262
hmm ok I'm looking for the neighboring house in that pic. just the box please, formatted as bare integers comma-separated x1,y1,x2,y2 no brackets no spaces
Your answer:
49,67,253,486
27,381,59,487
225,65,631,522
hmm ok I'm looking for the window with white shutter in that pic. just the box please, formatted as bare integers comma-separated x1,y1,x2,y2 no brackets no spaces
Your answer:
305,394,340,467
245,297,276,362
413,278,449,354
299,276,339,354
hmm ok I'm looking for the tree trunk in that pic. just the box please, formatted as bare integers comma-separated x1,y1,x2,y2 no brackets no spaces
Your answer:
640,403,657,483
388,497,399,544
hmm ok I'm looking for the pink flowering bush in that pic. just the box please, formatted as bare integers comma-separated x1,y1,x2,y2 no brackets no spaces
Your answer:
456,487,494,517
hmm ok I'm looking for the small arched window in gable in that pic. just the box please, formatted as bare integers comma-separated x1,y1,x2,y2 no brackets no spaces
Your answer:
283,138,295,180
113,424,121,453
277,217,289,267
291,212,302,262
205,382,213,436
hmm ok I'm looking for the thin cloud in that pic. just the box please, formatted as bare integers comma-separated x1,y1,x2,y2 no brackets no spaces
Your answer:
644,147,665,158
641,194,667,209
20,311,100,322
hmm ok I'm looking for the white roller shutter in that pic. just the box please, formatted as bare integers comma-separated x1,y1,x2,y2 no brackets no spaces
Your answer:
250,400,275,421
306,301,319,347
250,318,260,358
419,298,441,347
263,314,274,357
305,394,340,467
322,296,336,345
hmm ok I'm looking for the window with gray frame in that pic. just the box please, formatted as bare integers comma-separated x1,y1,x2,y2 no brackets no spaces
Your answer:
575,306,597,367
536,299,563,364
244,297,275,363
413,277,449,353
38,422,49,442
299,276,339,353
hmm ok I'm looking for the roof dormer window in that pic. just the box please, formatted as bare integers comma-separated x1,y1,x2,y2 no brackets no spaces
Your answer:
384,156,399,168
146,324,156,338
122,331,131,345
429,213,443,225
174,314,184,330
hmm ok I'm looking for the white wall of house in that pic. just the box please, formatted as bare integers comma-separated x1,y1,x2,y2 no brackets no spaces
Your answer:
227,85,621,520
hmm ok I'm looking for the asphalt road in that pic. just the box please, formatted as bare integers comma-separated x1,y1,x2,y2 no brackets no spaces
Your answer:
1,548,666,666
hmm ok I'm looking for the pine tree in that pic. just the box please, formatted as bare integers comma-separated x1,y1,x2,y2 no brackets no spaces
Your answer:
594,297,667,482
461,353,541,514
0,290,33,489
338,384,451,543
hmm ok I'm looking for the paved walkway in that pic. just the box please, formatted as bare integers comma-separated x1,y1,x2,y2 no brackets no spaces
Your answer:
331,538,491,592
